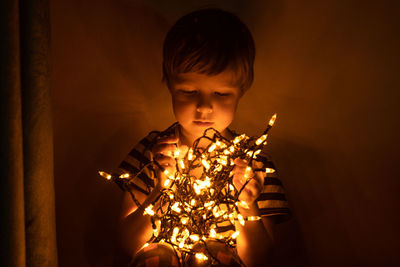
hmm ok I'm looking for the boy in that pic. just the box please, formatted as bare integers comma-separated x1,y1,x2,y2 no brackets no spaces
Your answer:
117,8,290,266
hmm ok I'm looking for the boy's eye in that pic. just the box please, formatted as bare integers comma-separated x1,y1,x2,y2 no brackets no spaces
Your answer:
214,92,231,97
179,89,197,95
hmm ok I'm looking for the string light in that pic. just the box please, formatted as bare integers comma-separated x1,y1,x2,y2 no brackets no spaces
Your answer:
195,253,208,261
98,171,112,180
100,114,277,264
144,205,155,216
119,173,130,179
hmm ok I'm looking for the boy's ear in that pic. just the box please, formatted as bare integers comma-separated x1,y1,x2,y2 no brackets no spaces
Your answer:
238,88,246,98
165,83,173,93
166,80,175,93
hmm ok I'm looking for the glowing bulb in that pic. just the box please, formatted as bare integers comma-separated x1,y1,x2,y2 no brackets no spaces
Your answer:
179,159,185,169
171,227,178,243
98,171,112,180
174,149,180,158
119,173,130,179
194,184,201,195
202,159,210,170
269,114,277,126
266,168,275,173
233,134,246,144
229,213,235,225
205,176,211,184
164,179,171,187
208,143,217,152
179,242,184,248
233,136,241,144
238,214,245,226
173,227,179,237
248,216,261,221
219,141,227,148
153,228,159,237
144,205,155,216
190,235,199,241
204,201,215,209
163,169,173,179
212,206,219,217
210,228,217,238
188,148,193,160
171,202,181,213
181,216,189,224
255,134,267,145
231,231,240,239
183,229,190,238
195,253,208,261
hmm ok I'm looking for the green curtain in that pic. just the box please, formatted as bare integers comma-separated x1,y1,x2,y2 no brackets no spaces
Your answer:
0,0,57,266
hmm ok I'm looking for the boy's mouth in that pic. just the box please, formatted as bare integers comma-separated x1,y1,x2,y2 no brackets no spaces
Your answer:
193,121,214,127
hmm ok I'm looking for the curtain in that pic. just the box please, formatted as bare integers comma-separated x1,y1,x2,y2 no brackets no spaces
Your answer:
0,0,57,266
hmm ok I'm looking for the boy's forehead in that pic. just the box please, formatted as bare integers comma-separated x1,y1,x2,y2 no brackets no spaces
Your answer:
173,72,238,89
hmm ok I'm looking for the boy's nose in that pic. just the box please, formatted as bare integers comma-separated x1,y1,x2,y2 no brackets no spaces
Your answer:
196,96,212,113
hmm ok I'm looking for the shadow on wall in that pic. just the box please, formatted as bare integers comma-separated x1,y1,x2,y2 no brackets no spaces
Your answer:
81,120,154,267
84,178,123,267
272,138,360,266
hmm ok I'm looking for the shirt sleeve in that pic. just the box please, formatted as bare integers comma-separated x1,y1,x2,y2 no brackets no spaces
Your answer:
254,150,291,223
117,131,159,196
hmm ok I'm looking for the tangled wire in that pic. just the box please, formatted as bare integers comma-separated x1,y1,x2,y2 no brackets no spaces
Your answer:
99,114,277,265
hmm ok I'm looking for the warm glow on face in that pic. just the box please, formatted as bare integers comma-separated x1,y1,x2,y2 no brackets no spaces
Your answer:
170,71,242,144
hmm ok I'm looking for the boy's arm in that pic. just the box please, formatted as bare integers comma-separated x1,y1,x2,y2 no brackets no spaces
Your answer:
232,158,276,266
235,202,275,267
118,134,178,256
118,186,162,256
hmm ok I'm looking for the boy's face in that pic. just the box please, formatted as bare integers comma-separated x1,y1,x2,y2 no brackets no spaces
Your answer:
169,71,242,142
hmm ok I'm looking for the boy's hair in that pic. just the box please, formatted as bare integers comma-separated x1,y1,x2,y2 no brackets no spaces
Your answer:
162,8,255,93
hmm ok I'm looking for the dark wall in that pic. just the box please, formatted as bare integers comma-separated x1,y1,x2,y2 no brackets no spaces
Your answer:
51,0,400,266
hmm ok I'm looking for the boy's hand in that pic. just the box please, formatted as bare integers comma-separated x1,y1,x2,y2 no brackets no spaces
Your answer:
152,134,179,190
232,158,264,206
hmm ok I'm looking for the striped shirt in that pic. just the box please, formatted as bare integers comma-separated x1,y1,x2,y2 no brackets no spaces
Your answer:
118,123,290,235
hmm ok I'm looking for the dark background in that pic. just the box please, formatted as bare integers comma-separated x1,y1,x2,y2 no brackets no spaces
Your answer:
51,0,400,266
